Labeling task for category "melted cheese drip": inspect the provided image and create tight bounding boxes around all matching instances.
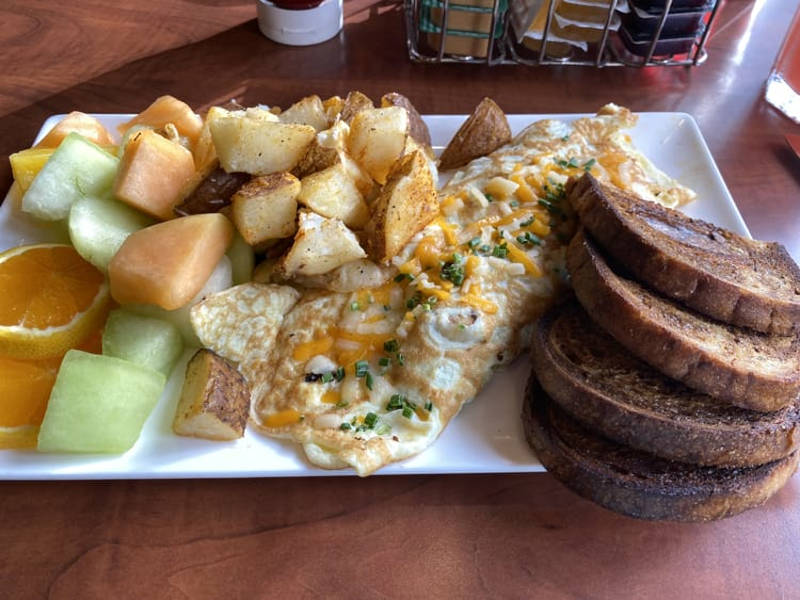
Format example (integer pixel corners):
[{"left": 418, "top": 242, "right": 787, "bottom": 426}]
[{"left": 264, "top": 409, "right": 303, "bottom": 427}]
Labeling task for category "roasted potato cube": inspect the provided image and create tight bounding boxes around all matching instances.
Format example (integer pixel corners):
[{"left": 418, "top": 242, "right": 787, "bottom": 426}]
[
  {"left": 172, "top": 349, "right": 250, "bottom": 441},
  {"left": 365, "top": 150, "right": 437, "bottom": 264},
  {"left": 438, "top": 97, "right": 511, "bottom": 171},
  {"left": 280, "top": 211, "right": 366, "bottom": 277},
  {"left": 381, "top": 92, "right": 432, "bottom": 148},
  {"left": 175, "top": 166, "right": 250, "bottom": 217},
  {"left": 291, "top": 139, "right": 340, "bottom": 179},
  {"left": 210, "top": 108, "right": 315, "bottom": 175},
  {"left": 252, "top": 257, "right": 279, "bottom": 284},
  {"left": 278, "top": 95, "right": 329, "bottom": 132},
  {"left": 340, "top": 90, "right": 374, "bottom": 123},
  {"left": 323, "top": 95, "right": 345, "bottom": 122},
  {"left": 347, "top": 107, "right": 409, "bottom": 184},
  {"left": 297, "top": 163, "right": 369, "bottom": 229},
  {"left": 231, "top": 172, "right": 300, "bottom": 247},
  {"left": 193, "top": 106, "right": 229, "bottom": 171}
]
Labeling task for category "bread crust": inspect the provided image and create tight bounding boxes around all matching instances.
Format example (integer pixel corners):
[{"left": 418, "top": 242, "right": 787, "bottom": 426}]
[
  {"left": 567, "top": 232, "right": 800, "bottom": 412},
  {"left": 567, "top": 173, "right": 800, "bottom": 335},
  {"left": 522, "top": 381, "right": 800, "bottom": 522},
  {"left": 532, "top": 302, "right": 800, "bottom": 467}
]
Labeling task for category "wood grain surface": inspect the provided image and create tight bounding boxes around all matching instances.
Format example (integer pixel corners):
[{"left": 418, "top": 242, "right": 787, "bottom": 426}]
[{"left": 2, "top": 1, "right": 800, "bottom": 598}]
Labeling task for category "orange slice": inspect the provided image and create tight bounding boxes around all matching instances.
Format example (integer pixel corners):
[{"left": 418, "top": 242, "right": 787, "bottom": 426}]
[
  {"left": 0, "top": 244, "right": 110, "bottom": 359},
  {"left": 0, "top": 325, "right": 104, "bottom": 449}
]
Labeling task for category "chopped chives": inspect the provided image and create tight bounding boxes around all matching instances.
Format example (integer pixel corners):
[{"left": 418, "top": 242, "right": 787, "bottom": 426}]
[
  {"left": 364, "top": 412, "right": 378, "bottom": 428},
  {"left": 354, "top": 360, "right": 369, "bottom": 377}
]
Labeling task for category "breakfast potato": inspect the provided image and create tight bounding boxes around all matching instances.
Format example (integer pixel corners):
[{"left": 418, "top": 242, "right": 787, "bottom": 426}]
[
  {"left": 252, "top": 257, "right": 279, "bottom": 283},
  {"left": 278, "top": 95, "right": 330, "bottom": 132},
  {"left": 291, "top": 139, "right": 340, "bottom": 179},
  {"left": 210, "top": 108, "right": 315, "bottom": 175},
  {"left": 297, "top": 163, "right": 369, "bottom": 229},
  {"left": 279, "top": 211, "right": 366, "bottom": 277},
  {"left": 172, "top": 348, "right": 250, "bottom": 441},
  {"left": 340, "top": 90, "right": 374, "bottom": 123},
  {"left": 381, "top": 92, "right": 432, "bottom": 147},
  {"left": 438, "top": 97, "right": 512, "bottom": 171},
  {"left": 323, "top": 95, "right": 345, "bottom": 122},
  {"left": 347, "top": 107, "right": 409, "bottom": 184},
  {"left": 365, "top": 150, "right": 437, "bottom": 264},
  {"left": 192, "top": 105, "right": 229, "bottom": 172},
  {"left": 174, "top": 167, "right": 250, "bottom": 217},
  {"left": 231, "top": 172, "right": 300, "bottom": 247}
]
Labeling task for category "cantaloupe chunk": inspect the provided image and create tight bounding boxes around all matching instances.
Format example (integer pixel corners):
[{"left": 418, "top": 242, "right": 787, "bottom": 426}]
[
  {"left": 109, "top": 213, "right": 234, "bottom": 310},
  {"left": 114, "top": 130, "right": 197, "bottom": 221},
  {"left": 34, "top": 112, "right": 115, "bottom": 149},
  {"left": 118, "top": 95, "right": 203, "bottom": 147}
]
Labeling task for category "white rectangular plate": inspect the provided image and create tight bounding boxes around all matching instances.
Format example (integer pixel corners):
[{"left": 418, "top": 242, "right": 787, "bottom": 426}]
[{"left": 0, "top": 112, "right": 748, "bottom": 480}]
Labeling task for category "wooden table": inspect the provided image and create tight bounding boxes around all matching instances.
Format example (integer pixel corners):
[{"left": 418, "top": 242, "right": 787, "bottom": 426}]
[{"left": 2, "top": 1, "right": 800, "bottom": 598}]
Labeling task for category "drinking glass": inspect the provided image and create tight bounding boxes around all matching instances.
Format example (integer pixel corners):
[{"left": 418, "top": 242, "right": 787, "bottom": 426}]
[{"left": 766, "top": 5, "right": 800, "bottom": 124}]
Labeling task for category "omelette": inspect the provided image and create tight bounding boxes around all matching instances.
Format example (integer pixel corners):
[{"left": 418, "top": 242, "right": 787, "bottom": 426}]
[{"left": 193, "top": 104, "right": 695, "bottom": 476}]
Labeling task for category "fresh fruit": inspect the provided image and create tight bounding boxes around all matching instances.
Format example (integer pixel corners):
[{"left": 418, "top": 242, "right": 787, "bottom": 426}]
[
  {"left": 117, "top": 95, "right": 203, "bottom": 147},
  {"left": 21, "top": 133, "right": 119, "bottom": 221},
  {"left": 34, "top": 112, "right": 115, "bottom": 149},
  {"left": 117, "top": 124, "right": 151, "bottom": 158},
  {"left": 109, "top": 213, "right": 233, "bottom": 310},
  {"left": 128, "top": 255, "right": 233, "bottom": 345},
  {"left": 9, "top": 147, "right": 55, "bottom": 194},
  {"left": 0, "top": 244, "right": 110, "bottom": 359},
  {"left": 0, "top": 324, "right": 103, "bottom": 450},
  {"left": 37, "top": 350, "right": 166, "bottom": 453},
  {"left": 68, "top": 194, "right": 154, "bottom": 272},
  {"left": 0, "top": 356, "right": 60, "bottom": 449},
  {"left": 102, "top": 309, "right": 183, "bottom": 376},
  {"left": 227, "top": 233, "right": 254, "bottom": 285},
  {"left": 113, "top": 129, "right": 197, "bottom": 221}
]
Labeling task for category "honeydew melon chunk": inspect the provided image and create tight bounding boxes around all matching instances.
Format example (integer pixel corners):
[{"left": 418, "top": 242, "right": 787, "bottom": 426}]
[
  {"left": 127, "top": 255, "right": 233, "bottom": 345},
  {"left": 68, "top": 195, "right": 154, "bottom": 272},
  {"left": 102, "top": 309, "right": 183, "bottom": 376},
  {"left": 37, "top": 350, "right": 166, "bottom": 454},
  {"left": 227, "top": 233, "right": 254, "bottom": 285},
  {"left": 21, "top": 133, "right": 119, "bottom": 221}
]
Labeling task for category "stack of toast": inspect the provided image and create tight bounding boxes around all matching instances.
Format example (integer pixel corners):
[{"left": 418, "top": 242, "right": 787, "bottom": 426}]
[{"left": 523, "top": 173, "right": 800, "bottom": 521}]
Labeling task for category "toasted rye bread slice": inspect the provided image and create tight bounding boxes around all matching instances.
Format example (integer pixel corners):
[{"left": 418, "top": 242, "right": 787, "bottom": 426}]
[
  {"left": 532, "top": 301, "right": 800, "bottom": 467},
  {"left": 567, "top": 173, "right": 800, "bottom": 335},
  {"left": 567, "top": 231, "right": 800, "bottom": 412},
  {"left": 522, "top": 380, "right": 800, "bottom": 522}
]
